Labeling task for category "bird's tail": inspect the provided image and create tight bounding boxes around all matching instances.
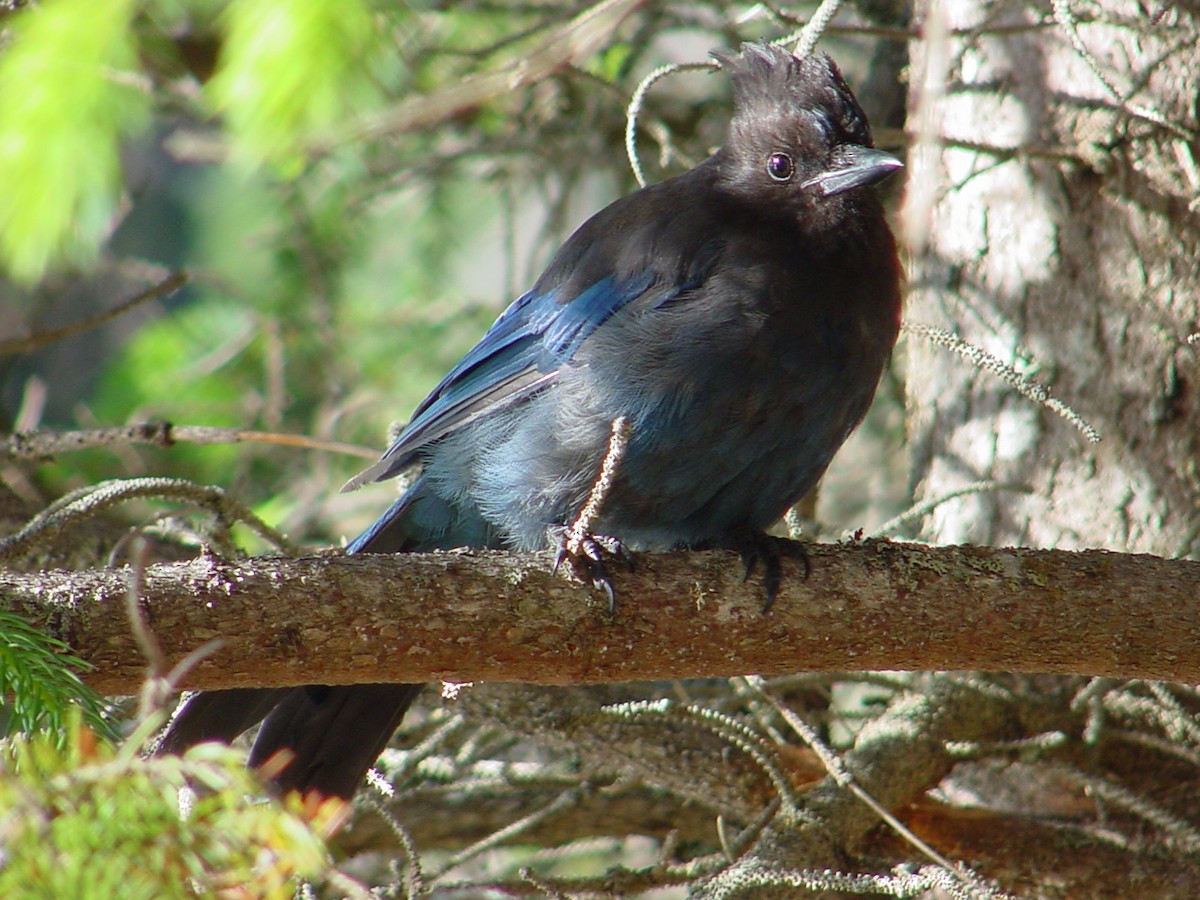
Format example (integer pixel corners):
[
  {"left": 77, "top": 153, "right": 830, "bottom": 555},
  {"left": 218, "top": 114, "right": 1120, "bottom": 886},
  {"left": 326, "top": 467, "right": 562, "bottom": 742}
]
[{"left": 155, "top": 476, "right": 494, "bottom": 798}]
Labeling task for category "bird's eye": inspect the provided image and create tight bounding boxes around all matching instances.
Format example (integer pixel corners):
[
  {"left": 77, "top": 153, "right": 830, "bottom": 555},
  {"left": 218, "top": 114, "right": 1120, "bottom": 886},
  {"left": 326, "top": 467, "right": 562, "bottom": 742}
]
[{"left": 767, "top": 152, "right": 794, "bottom": 182}]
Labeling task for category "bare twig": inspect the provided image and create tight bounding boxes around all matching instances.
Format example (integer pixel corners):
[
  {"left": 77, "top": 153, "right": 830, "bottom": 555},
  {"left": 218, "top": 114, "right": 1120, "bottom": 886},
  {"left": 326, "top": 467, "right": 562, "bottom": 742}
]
[
  {"left": 361, "top": 795, "right": 426, "bottom": 900},
  {"left": 2, "top": 422, "right": 379, "bottom": 463},
  {"left": 430, "top": 785, "right": 593, "bottom": 882},
  {"left": 786, "top": 0, "right": 843, "bottom": 58},
  {"left": 870, "top": 480, "right": 1032, "bottom": 537},
  {"left": 0, "top": 476, "right": 300, "bottom": 559},
  {"left": 625, "top": 60, "right": 717, "bottom": 187},
  {"left": 904, "top": 322, "right": 1102, "bottom": 443},
  {"left": 358, "top": 0, "right": 646, "bottom": 144},
  {"left": 1048, "top": 762, "right": 1200, "bottom": 853},
  {"left": 601, "top": 697, "right": 802, "bottom": 815},
  {"left": 1051, "top": 0, "right": 1194, "bottom": 141},
  {"left": 0, "top": 270, "right": 188, "bottom": 357}
]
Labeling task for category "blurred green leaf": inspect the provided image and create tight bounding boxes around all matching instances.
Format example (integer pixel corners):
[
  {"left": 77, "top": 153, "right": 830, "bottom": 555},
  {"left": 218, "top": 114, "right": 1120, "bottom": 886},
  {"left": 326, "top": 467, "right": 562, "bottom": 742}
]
[
  {"left": 0, "top": 0, "right": 149, "bottom": 282},
  {"left": 208, "top": 0, "right": 385, "bottom": 171},
  {"left": 590, "top": 42, "right": 634, "bottom": 83},
  {"left": 93, "top": 296, "right": 256, "bottom": 425}
]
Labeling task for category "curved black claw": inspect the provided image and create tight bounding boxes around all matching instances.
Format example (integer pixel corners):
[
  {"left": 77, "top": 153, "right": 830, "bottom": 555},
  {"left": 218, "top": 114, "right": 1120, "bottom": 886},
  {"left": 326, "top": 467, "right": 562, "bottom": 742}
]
[
  {"left": 552, "top": 530, "right": 633, "bottom": 614},
  {"left": 732, "top": 531, "right": 810, "bottom": 613}
]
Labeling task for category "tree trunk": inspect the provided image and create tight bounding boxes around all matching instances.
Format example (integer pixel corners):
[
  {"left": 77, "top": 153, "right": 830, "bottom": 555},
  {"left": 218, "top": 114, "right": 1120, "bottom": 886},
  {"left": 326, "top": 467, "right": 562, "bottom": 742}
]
[{"left": 904, "top": 0, "right": 1200, "bottom": 555}]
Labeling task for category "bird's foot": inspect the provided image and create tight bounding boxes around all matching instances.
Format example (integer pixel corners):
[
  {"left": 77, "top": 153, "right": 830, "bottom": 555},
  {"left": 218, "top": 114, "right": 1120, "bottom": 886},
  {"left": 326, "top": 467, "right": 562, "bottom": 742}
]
[
  {"left": 730, "top": 531, "right": 810, "bottom": 613},
  {"left": 552, "top": 526, "right": 633, "bottom": 614}
]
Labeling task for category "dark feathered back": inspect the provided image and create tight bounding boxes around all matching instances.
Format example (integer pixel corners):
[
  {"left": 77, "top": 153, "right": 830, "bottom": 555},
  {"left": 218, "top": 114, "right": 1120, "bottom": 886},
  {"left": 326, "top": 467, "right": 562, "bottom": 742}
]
[{"left": 714, "top": 44, "right": 875, "bottom": 150}]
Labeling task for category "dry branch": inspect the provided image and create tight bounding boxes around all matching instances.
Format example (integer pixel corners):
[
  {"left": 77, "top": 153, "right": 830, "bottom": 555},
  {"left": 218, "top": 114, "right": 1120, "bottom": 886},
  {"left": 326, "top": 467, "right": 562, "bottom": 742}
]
[{"left": 3, "top": 541, "right": 1198, "bottom": 695}]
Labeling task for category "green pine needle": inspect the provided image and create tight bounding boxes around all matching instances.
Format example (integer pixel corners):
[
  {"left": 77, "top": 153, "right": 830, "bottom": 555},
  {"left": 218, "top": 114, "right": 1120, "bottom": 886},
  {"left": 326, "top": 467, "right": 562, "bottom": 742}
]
[{"left": 0, "top": 611, "right": 117, "bottom": 746}]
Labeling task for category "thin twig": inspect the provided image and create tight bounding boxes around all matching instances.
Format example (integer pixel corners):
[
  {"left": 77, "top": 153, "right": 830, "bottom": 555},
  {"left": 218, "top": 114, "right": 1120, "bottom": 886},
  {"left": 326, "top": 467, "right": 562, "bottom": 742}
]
[
  {"left": 870, "top": 480, "right": 1032, "bottom": 537},
  {"left": 601, "top": 697, "right": 803, "bottom": 816},
  {"left": 625, "top": 61, "right": 716, "bottom": 187},
  {"left": 122, "top": 537, "right": 226, "bottom": 755},
  {"left": 0, "top": 270, "right": 188, "bottom": 357},
  {"left": 0, "top": 476, "right": 300, "bottom": 559},
  {"left": 517, "top": 867, "right": 572, "bottom": 900},
  {"left": 1051, "top": 0, "right": 1194, "bottom": 141},
  {"left": 1048, "top": 761, "right": 1200, "bottom": 853},
  {"left": 785, "top": 0, "right": 843, "bottom": 58},
  {"left": 362, "top": 795, "right": 426, "bottom": 900},
  {"left": 429, "top": 785, "right": 592, "bottom": 882},
  {"left": 2, "top": 422, "right": 380, "bottom": 463},
  {"left": 358, "top": 0, "right": 644, "bottom": 145},
  {"left": 904, "top": 322, "right": 1102, "bottom": 444},
  {"left": 564, "top": 415, "right": 630, "bottom": 549}
]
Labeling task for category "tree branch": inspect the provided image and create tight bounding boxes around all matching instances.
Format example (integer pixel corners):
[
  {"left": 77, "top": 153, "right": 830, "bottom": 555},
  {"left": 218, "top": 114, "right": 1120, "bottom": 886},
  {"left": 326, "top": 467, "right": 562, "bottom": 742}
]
[{"left": 4, "top": 541, "right": 1198, "bottom": 696}]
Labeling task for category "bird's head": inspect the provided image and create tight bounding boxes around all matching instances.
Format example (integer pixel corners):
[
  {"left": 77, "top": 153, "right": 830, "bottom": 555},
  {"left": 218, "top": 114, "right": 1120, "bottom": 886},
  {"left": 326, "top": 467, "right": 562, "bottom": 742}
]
[{"left": 712, "top": 44, "right": 901, "bottom": 220}]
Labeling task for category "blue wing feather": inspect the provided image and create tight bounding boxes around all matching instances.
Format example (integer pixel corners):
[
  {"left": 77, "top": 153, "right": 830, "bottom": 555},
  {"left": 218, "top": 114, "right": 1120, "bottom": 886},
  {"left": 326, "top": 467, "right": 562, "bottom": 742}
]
[{"left": 343, "top": 270, "right": 661, "bottom": 490}]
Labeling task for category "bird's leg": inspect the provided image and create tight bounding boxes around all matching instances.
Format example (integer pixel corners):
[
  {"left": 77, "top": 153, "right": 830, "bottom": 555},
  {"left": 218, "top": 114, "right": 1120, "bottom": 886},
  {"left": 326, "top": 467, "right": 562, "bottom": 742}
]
[
  {"left": 729, "top": 529, "right": 810, "bottom": 613},
  {"left": 552, "top": 416, "right": 634, "bottom": 613}
]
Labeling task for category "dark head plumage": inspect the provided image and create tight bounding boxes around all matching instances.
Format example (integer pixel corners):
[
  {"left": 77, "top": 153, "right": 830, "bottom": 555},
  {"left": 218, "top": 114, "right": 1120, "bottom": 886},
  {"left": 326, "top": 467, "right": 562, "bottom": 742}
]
[
  {"left": 710, "top": 43, "right": 901, "bottom": 210},
  {"left": 714, "top": 44, "right": 874, "bottom": 149}
]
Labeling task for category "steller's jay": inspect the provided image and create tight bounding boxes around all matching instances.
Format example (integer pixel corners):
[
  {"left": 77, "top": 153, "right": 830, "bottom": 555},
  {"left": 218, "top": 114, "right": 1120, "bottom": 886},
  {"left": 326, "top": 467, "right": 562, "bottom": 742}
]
[{"left": 157, "top": 44, "right": 903, "bottom": 799}]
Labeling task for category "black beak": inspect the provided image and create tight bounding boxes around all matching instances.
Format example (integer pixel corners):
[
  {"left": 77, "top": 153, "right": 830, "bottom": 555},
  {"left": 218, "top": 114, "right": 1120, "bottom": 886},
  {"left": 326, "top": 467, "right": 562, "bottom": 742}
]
[{"left": 803, "top": 146, "right": 903, "bottom": 197}]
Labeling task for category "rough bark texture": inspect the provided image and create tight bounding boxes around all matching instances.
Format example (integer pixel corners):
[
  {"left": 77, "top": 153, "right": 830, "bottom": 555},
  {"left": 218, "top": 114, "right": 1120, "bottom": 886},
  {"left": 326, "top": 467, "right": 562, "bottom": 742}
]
[
  {"left": 904, "top": 0, "right": 1200, "bottom": 554},
  {"left": 4, "top": 542, "right": 1200, "bottom": 695}
]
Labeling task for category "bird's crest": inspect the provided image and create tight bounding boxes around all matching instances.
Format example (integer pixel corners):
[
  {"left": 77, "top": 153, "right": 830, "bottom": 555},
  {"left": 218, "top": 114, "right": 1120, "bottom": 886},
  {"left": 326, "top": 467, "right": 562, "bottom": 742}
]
[{"left": 712, "top": 43, "right": 874, "bottom": 149}]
